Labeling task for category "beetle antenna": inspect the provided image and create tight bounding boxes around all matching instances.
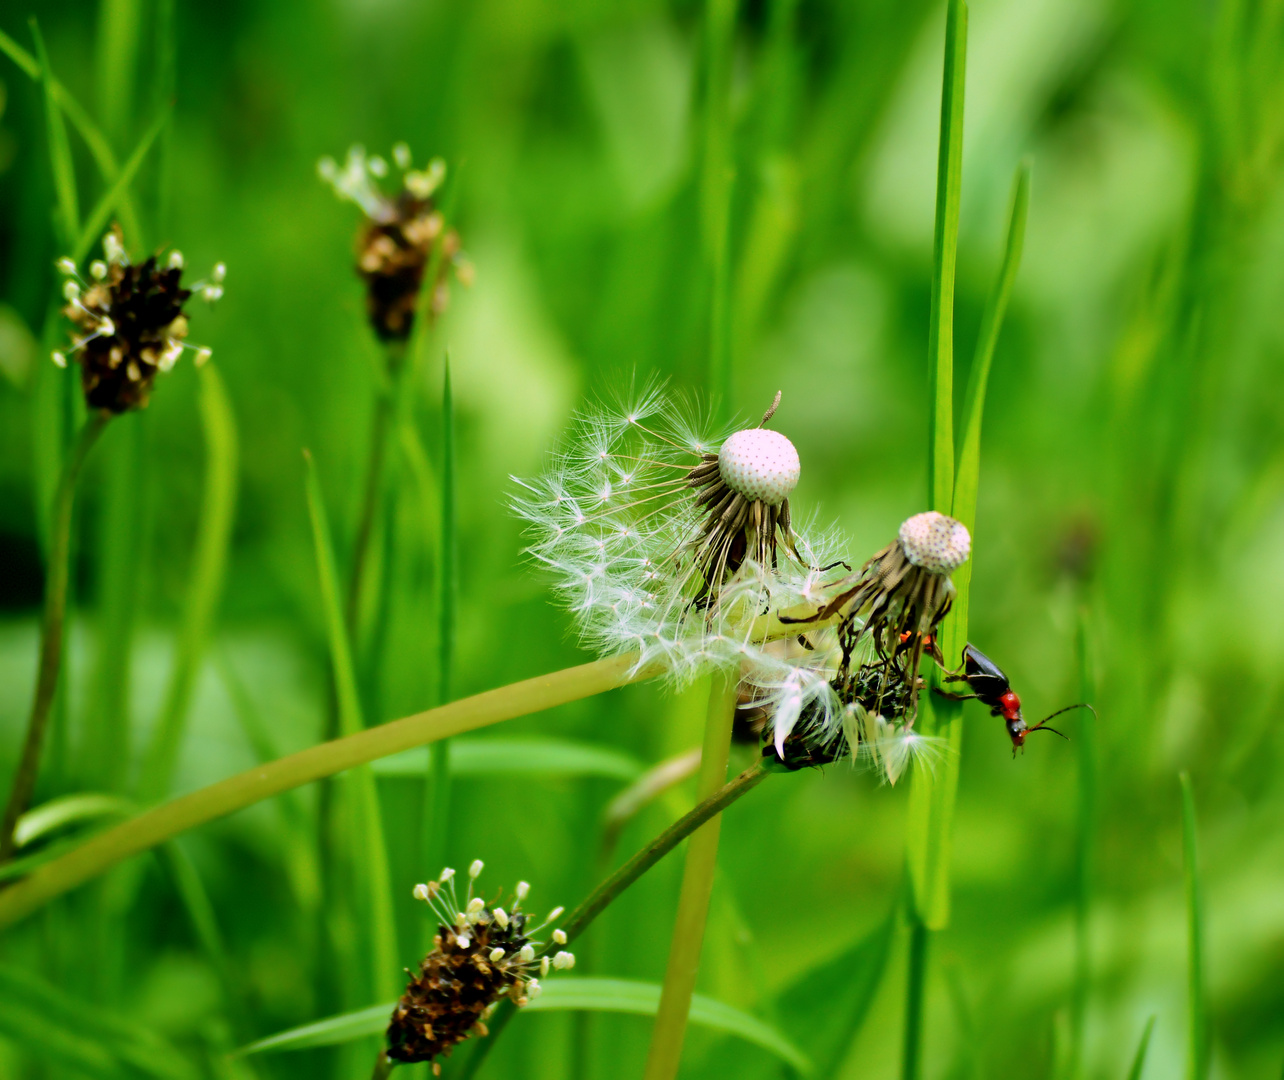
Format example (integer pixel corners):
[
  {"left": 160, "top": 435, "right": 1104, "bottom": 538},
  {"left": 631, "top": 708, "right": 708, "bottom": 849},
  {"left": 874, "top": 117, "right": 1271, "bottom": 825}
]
[
  {"left": 1025, "top": 723, "right": 1068, "bottom": 741},
  {"left": 1033, "top": 702, "right": 1098, "bottom": 729}
]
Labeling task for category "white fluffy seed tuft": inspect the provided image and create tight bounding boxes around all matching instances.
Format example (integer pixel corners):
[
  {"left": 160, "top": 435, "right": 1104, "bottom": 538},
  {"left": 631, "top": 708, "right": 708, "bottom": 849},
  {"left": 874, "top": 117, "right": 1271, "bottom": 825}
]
[
  {"left": 897, "top": 511, "right": 970, "bottom": 574},
  {"left": 717, "top": 428, "right": 800, "bottom": 506}
]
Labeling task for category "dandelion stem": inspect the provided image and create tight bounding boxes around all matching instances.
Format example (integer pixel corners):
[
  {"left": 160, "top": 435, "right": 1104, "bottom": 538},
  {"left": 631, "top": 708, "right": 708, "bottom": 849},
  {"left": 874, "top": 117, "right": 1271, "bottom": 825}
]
[
  {"left": 0, "top": 410, "right": 109, "bottom": 860},
  {"left": 456, "top": 758, "right": 771, "bottom": 1080},
  {"left": 643, "top": 670, "right": 739, "bottom": 1080},
  {"left": 0, "top": 652, "right": 654, "bottom": 929}
]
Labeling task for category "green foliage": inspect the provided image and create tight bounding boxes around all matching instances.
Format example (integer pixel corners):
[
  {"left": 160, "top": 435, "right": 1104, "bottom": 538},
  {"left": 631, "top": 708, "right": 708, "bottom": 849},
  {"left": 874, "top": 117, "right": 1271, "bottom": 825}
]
[{"left": 2, "top": 0, "right": 1284, "bottom": 1077}]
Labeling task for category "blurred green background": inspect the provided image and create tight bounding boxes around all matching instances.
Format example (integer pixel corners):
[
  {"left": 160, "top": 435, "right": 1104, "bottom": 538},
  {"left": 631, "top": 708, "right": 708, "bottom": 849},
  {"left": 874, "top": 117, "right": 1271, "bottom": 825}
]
[{"left": 1, "top": 0, "right": 1283, "bottom": 1077}]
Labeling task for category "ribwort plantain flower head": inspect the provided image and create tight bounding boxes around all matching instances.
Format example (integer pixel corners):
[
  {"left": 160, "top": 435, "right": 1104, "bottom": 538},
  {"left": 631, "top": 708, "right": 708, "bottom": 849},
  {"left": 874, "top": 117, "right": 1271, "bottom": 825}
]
[
  {"left": 511, "top": 386, "right": 847, "bottom": 681},
  {"left": 318, "top": 143, "right": 471, "bottom": 343},
  {"left": 390, "top": 863, "right": 573, "bottom": 1071},
  {"left": 53, "top": 227, "right": 223, "bottom": 413}
]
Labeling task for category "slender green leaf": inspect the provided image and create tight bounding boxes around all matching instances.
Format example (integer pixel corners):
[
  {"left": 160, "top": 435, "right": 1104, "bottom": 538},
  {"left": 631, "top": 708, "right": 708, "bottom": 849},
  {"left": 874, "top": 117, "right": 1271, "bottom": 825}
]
[
  {"left": 0, "top": 653, "right": 648, "bottom": 930},
  {"left": 906, "top": 0, "right": 969, "bottom": 934},
  {"left": 701, "top": 0, "right": 737, "bottom": 417},
  {"left": 951, "top": 161, "right": 1030, "bottom": 539},
  {"left": 303, "top": 448, "right": 399, "bottom": 1002},
  {"left": 775, "top": 914, "right": 895, "bottom": 1079},
  {"left": 1125, "top": 1015, "right": 1157, "bottom": 1080},
  {"left": 240, "top": 978, "right": 808, "bottom": 1072},
  {"left": 139, "top": 362, "right": 238, "bottom": 800},
  {"left": 0, "top": 963, "right": 198, "bottom": 1079},
  {"left": 925, "top": 0, "right": 967, "bottom": 514},
  {"left": 0, "top": 27, "right": 143, "bottom": 241},
  {"left": 1181, "top": 772, "right": 1208, "bottom": 1080},
  {"left": 374, "top": 737, "right": 644, "bottom": 780},
  {"left": 29, "top": 19, "right": 79, "bottom": 248},
  {"left": 239, "top": 1003, "right": 391, "bottom": 1055},
  {"left": 72, "top": 108, "right": 169, "bottom": 263},
  {"left": 14, "top": 792, "right": 132, "bottom": 848},
  {"left": 95, "top": 0, "right": 143, "bottom": 139}
]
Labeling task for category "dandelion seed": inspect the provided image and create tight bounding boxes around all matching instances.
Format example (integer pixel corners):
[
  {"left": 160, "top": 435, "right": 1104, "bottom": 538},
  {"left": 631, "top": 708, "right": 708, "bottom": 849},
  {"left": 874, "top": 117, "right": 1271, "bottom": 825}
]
[{"left": 512, "top": 385, "right": 848, "bottom": 683}]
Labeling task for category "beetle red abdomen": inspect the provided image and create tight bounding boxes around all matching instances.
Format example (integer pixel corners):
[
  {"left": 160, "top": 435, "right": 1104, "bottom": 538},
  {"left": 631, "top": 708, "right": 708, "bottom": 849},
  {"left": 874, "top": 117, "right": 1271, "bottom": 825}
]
[{"left": 999, "top": 690, "right": 1021, "bottom": 720}]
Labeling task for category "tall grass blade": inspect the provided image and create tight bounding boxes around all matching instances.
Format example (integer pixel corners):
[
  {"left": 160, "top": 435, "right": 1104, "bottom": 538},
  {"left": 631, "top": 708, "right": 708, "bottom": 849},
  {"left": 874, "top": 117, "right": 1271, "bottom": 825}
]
[
  {"left": 1072, "top": 600, "right": 1098, "bottom": 1078},
  {"left": 1180, "top": 772, "right": 1208, "bottom": 1080},
  {"left": 1125, "top": 1016, "right": 1156, "bottom": 1080},
  {"left": 0, "top": 652, "right": 651, "bottom": 929},
  {"left": 0, "top": 963, "right": 197, "bottom": 1079},
  {"left": 644, "top": 671, "right": 739, "bottom": 1080},
  {"left": 95, "top": 0, "right": 143, "bottom": 140},
  {"left": 72, "top": 108, "right": 168, "bottom": 262},
  {"left": 924, "top": 0, "right": 967, "bottom": 514},
  {"left": 304, "top": 449, "right": 400, "bottom": 1002},
  {"left": 14, "top": 792, "right": 131, "bottom": 848},
  {"left": 30, "top": 19, "right": 79, "bottom": 248},
  {"left": 701, "top": 0, "right": 737, "bottom": 417},
  {"left": 239, "top": 978, "right": 808, "bottom": 1072},
  {"left": 0, "top": 28, "right": 142, "bottom": 240},
  {"left": 905, "top": 0, "right": 968, "bottom": 933},
  {"left": 775, "top": 914, "right": 894, "bottom": 1079},
  {"left": 375, "top": 737, "right": 644, "bottom": 780},
  {"left": 138, "top": 363, "right": 238, "bottom": 800}
]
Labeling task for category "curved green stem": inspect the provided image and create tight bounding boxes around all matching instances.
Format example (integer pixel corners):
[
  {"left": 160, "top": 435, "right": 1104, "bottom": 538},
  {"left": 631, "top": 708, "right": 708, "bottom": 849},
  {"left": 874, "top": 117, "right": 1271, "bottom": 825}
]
[
  {"left": 1, "top": 410, "right": 109, "bottom": 860},
  {"left": 643, "top": 671, "right": 739, "bottom": 1080},
  {"left": 455, "top": 758, "right": 770, "bottom": 1080},
  {"left": 0, "top": 652, "right": 653, "bottom": 929}
]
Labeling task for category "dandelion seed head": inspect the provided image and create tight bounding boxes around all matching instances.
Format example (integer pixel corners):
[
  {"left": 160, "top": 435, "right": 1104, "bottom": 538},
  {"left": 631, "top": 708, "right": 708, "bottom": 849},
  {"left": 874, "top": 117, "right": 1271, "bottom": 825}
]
[{"left": 897, "top": 511, "right": 970, "bottom": 574}]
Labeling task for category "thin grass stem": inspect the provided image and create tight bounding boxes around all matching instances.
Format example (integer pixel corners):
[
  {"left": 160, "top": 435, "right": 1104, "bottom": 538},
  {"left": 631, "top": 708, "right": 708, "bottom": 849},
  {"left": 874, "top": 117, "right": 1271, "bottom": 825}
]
[
  {"left": 423, "top": 359, "right": 456, "bottom": 926},
  {"left": 643, "top": 670, "right": 739, "bottom": 1080},
  {"left": 305, "top": 451, "right": 400, "bottom": 1002},
  {"left": 456, "top": 759, "right": 770, "bottom": 1080},
  {"left": 1180, "top": 772, "right": 1208, "bottom": 1080},
  {"left": 138, "top": 363, "right": 238, "bottom": 801},
  {"left": 1071, "top": 601, "right": 1097, "bottom": 1078},
  {"left": 1125, "top": 1016, "right": 1156, "bottom": 1080},
  {"left": 0, "top": 651, "right": 653, "bottom": 931},
  {"left": 901, "top": 917, "right": 929, "bottom": 1080},
  {"left": 0, "top": 27, "right": 142, "bottom": 241},
  {"left": 30, "top": 19, "right": 79, "bottom": 249},
  {"left": 700, "top": 0, "right": 737, "bottom": 420},
  {"left": 0, "top": 411, "right": 109, "bottom": 860}
]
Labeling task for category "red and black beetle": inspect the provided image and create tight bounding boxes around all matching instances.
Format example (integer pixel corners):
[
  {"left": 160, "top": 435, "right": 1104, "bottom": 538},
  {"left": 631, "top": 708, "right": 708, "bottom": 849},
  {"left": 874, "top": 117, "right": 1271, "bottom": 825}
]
[{"left": 934, "top": 643, "right": 1095, "bottom": 754}]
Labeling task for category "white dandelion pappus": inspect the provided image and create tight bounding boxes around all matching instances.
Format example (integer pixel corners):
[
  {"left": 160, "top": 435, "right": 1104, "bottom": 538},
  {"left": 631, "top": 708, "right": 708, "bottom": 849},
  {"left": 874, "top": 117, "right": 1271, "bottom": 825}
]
[{"left": 511, "top": 386, "right": 845, "bottom": 682}]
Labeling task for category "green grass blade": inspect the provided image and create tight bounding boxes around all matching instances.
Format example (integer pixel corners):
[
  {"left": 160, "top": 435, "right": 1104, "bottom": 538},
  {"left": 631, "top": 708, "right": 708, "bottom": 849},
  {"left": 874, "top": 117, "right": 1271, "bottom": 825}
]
[
  {"left": 1125, "top": 1015, "right": 1157, "bottom": 1080},
  {"left": 925, "top": 0, "right": 968, "bottom": 513},
  {"left": 240, "top": 979, "right": 808, "bottom": 1072},
  {"left": 72, "top": 108, "right": 168, "bottom": 263},
  {"left": 774, "top": 914, "right": 895, "bottom": 1079},
  {"left": 701, "top": 0, "right": 737, "bottom": 418},
  {"left": 906, "top": 0, "right": 969, "bottom": 934},
  {"left": 0, "top": 963, "right": 198, "bottom": 1079},
  {"left": 951, "top": 161, "right": 1029, "bottom": 540},
  {"left": 0, "top": 653, "right": 648, "bottom": 929},
  {"left": 238, "top": 1002, "right": 392, "bottom": 1055},
  {"left": 304, "top": 449, "right": 400, "bottom": 1002},
  {"left": 374, "top": 737, "right": 644, "bottom": 781},
  {"left": 29, "top": 19, "right": 79, "bottom": 248},
  {"left": 95, "top": 0, "right": 143, "bottom": 140},
  {"left": 138, "top": 363, "right": 238, "bottom": 801},
  {"left": 14, "top": 792, "right": 132, "bottom": 848},
  {"left": 0, "top": 26, "right": 142, "bottom": 241},
  {"left": 1181, "top": 772, "right": 1208, "bottom": 1080}
]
